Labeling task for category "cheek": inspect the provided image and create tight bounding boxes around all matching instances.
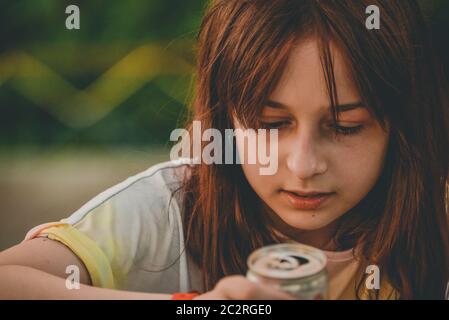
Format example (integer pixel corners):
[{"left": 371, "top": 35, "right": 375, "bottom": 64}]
[{"left": 333, "top": 132, "right": 389, "bottom": 197}]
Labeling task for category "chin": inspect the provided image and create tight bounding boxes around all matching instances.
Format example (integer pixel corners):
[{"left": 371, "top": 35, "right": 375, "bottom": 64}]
[{"left": 280, "top": 210, "right": 336, "bottom": 231}]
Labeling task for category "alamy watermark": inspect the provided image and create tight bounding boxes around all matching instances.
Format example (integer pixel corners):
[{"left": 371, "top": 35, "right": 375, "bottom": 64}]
[
  {"left": 65, "top": 5, "right": 80, "bottom": 30},
  {"left": 65, "top": 265, "right": 80, "bottom": 290},
  {"left": 365, "top": 264, "right": 381, "bottom": 290},
  {"left": 170, "top": 120, "right": 279, "bottom": 175},
  {"left": 366, "top": 5, "right": 380, "bottom": 30},
  {"left": 63, "top": 4, "right": 378, "bottom": 31}
]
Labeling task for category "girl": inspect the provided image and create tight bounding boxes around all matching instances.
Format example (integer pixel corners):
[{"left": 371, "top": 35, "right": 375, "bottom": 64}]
[{"left": 1, "top": 0, "right": 448, "bottom": 300}]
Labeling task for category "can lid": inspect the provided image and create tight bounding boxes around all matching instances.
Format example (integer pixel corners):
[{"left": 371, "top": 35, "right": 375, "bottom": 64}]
[{"left": 248, "top": 243, "right": 327, "bottom": 279}]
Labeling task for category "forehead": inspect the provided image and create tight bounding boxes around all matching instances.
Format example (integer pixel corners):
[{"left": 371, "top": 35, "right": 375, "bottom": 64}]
[{"left": 268, "top": 38, "right": 360, "bottom": 113}]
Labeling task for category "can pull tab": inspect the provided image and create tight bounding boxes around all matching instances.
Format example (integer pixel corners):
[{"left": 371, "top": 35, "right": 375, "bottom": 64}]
[{"left": 267, "top": 253, "right": 307, "bottom": 271}]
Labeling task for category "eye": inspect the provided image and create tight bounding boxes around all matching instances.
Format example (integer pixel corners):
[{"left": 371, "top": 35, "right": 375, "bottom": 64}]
[
  {"left": 259, "top": 120, "right": 291, "bottom": 130},
  {"left": 334, "top": 124, "right": 364, "bottom": 136}
]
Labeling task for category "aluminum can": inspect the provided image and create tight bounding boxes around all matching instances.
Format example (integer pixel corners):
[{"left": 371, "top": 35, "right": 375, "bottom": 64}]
[{"left": 246, "top": 243, "right": 328, "bottom": 299}]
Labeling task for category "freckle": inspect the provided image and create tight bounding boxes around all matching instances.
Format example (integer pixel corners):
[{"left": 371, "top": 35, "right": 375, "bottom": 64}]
[{"left": 312, "top": 214, "right": 316, "bottom": 217}]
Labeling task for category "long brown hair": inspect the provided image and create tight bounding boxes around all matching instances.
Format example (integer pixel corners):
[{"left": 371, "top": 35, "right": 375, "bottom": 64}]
[{"left": 176, "top": 0, "right": 449, "bottom": 299}]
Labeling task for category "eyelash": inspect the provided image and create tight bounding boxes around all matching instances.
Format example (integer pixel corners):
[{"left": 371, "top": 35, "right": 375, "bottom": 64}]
[
  {"left": 259, "top": 121, "right": 290, "bottom": 129},
  {"left": 258, "top": 121, "right": 364, "bottom": 136},
  {"left": 334, "top": 125, "right": 364, "bottom": 136}
]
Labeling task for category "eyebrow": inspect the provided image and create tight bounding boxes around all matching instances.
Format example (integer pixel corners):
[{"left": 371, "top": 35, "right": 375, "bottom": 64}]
[{"left": 266, "top": 100, "right": 365, "bottom": 112}]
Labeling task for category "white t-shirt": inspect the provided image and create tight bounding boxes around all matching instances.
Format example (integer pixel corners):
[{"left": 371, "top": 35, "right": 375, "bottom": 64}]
[{"left": 24, "top": 158, "right": 204, "bottom": 294}]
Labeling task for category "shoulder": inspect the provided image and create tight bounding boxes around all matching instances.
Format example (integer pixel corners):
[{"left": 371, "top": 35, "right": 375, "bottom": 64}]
[
  {"left": 63, "top": 157, "right": 194, "bottom": 228},
  {"left": 24, "top": 158, "right": 197, "bottom": 290}
]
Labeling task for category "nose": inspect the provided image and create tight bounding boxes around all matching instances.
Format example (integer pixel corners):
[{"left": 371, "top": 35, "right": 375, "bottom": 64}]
[{"left": 286, "top": 129, "right": 327, "bottom": 180}]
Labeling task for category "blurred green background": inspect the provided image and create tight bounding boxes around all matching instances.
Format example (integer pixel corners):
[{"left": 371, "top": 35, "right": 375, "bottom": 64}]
[{"left": 0, "top": 0, "right": 448, "bottom": 250}]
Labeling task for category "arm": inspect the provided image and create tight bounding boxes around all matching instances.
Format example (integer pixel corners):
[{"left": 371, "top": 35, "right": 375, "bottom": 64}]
[
  {"left": 0, "top": 237, "right": 171, "bottom": 300},
  {"left": 0, "top": 238, "right": 295, "bottom": 300}
]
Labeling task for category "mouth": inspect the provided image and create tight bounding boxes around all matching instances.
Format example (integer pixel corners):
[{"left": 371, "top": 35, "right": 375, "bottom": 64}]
[{"left": 281, "top": 189, "right": 335, "bottom": 210}]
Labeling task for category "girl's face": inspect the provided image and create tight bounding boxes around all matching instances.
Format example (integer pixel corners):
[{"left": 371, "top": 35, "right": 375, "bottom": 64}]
[{"left": 234, "top": 38, "right": 390, "bottom": 245}]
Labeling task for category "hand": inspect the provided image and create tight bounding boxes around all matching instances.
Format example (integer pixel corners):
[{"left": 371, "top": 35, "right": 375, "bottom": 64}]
[{"left": 193, "top": 275, "right": 296, "bottom": 300}]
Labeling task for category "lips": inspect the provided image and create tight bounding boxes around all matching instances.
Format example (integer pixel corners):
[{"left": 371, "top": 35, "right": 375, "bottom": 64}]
[
  {"left": 285, "top": 190, "right": 331, "bottom": 197},
  {"left": 281, "top": 190, "right": 334, "bottom": 210}
]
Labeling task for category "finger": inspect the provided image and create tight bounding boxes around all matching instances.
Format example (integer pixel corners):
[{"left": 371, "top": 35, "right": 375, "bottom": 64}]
[
  {"left": 194, "top": 291, "right": 227, "bottom": 300},
  {"left": 219, "top": 275, "right": 295, "bottom": 300},
  {"left": 250, "top": 282, "right": 296, "bottom": 300}
]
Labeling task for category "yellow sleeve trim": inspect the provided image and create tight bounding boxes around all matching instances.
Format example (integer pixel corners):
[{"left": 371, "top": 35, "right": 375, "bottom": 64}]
[{"left": 39, "top": 224, "right": 115, "bottom": 289}]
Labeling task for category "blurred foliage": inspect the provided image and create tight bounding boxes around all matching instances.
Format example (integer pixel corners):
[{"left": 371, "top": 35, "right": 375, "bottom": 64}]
[
  {"left": 0, "top": 0, "right": 447, "bottom": 149},
  {"left": 0, "top": 0, "right": 205, "bottom": 149}
]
